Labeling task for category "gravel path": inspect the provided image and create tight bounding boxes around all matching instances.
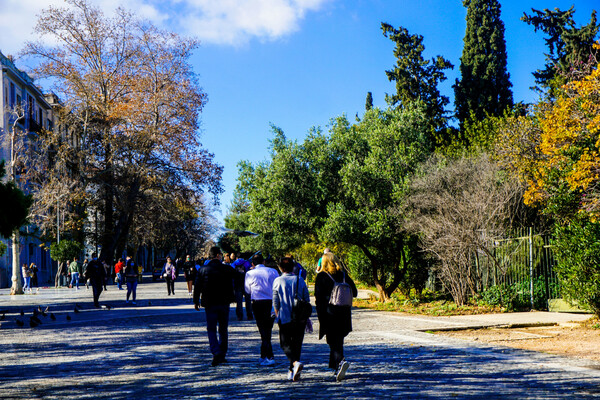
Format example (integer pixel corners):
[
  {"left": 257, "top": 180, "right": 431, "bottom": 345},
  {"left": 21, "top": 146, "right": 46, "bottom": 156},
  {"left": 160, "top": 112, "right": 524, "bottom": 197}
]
[{"left": 1, "top": 280, "right": 599, "bottom": 399}]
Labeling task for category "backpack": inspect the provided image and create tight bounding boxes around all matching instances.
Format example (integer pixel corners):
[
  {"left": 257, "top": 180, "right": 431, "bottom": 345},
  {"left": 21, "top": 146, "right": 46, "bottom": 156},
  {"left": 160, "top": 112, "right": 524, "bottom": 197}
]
[{"left": 326, "top": 272, "right": 353, "bottom": 307}]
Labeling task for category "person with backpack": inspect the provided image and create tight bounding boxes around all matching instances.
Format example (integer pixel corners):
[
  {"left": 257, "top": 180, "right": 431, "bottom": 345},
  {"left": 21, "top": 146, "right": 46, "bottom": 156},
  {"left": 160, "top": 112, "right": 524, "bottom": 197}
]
[
  {"left": 314, "top": 252, "right": 358, "bottom": 382},
  {"left": 273, "top": 257, "right": 311, "bottom": 381}
]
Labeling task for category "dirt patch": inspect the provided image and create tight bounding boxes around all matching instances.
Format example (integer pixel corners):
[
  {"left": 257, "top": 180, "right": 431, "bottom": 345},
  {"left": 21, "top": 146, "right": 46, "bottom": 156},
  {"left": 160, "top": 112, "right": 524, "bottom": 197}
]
[{"left": 435, "top": 320, "right": 600, "bottom": 361}]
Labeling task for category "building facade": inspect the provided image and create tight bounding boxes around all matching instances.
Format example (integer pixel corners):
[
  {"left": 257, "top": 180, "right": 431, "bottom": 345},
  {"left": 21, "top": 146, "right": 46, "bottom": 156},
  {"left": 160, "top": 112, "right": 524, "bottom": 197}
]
[{"left": 0, "top": 50, "right": 60, "bottom": 288}]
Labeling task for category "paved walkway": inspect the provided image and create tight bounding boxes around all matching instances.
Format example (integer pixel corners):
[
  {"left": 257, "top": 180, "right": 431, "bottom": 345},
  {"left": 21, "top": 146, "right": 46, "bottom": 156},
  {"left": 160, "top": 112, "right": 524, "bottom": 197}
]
[{"left": 0, "top": 278, "right": 599, "bottom": 399}]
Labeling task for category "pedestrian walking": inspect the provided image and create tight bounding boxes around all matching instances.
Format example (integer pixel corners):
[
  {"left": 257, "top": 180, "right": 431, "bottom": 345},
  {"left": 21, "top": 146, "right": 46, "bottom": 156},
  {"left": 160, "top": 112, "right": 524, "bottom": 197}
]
[
  {"left": 22, "top": 263, "right": 31, "bottom": 293},
  {"left": 183, "top": 255, "right": 196, "bottom": 298},
  {"left": 84, "top": 253, "right": 106, "bottom": 308},
  {"left": 114, "top": 258, "right": 125, "bottom": 290},
  {"left": 314, "top": 252, "right": 357, "bottom": 382},
  {"left": 82, "top": 258, "right": 91, "bottom": 289},
  {"left": 102, "top": 260, "right": 110, "bottom": 290},
  {"left": 162, "top": 257, "right": 177, "bottom": 296},
  {"left": 124, "top": 256, "right": 138, "bottom": 305},
  {"left": 137, "top": 263, "right": 144, "bottom": 283},
  {"left": 29, "top": 263, "right": 38, "bottom": 288},
  {"left": 69, "top": 257, "right": 82, "bottom": 290},
  {"left": 193, "top": 246, "right": 236, "bottom": 366},
  {"left": 231, "top": 252, "right": 253, "bottom": 321},
  {"left": 245, "top": 253, "right": 280, "bottom": 366},
  {"left": 273, "top": 257, "right": 311, "bottom": 381}
]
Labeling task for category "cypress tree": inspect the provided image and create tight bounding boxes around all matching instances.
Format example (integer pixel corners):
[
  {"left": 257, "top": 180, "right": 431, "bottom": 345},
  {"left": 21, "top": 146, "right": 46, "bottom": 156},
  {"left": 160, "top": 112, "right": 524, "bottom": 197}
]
[
  {"left": 454, "top": 0, "right": 513, "bottom": 130},
  {"left": 382, "top": 23, "right": 453, "bottom": 144},
  {"left": 365, "top": 91, "right": 373, "bottom": 111},
  {"left": 522, "top": 7, "right": 599, "bottom": 97}
]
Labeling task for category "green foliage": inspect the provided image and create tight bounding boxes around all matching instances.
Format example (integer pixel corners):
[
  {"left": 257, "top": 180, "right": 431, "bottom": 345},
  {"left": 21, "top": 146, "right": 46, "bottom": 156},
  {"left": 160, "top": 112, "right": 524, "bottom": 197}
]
[
  {"left": 552, "top": 218, "right": 600, "bottom": 317},
  {"left": 381, "top": 23, "right": 453, "bottom": 145},
  {"left": 0, "top": 160, "right": 33, "bottom": 238},
  {"left": 454, "top": 0, "right": 513, "bottom": 130},
  {"left": 0, "top": 241, "right": 6, "bottom": 257},
  {"left": 365, "top": 92, "right": 373, "bottom": 111},
  {"left": 521, "top": 6, "right": 600, "bottom": 96},
  {"left": 50, "top": 240, "right": 83, "bottom": 263},
  {"left": 227, "top": 105, "right": 433, "bottom": 299},
  {"left": 480, "top": 277, "right": 556, "bottom": 311}
]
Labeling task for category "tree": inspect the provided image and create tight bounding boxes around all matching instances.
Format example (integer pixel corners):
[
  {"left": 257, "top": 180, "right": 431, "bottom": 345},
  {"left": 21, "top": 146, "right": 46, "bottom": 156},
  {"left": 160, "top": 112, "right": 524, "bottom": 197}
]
[
  {"left": 24, "top": 0, "right": 222, "bottom": 263},
  {"left": 500, "top": 51, "right": 600, "bottom": 316},
  {"left": 0, "top": 161, "right": 32, "bottom": 238},
  {"left": 229, "top": 105, "right": 432, "bottom": 300},
  {"left": 381, "top": 23, "right": 453, "bottom": 145},
  {"left": 407, "top": 154, "right": 523, "bottom": 305},
  {"left": 365, "top": 92, "right": 373, "bottom": 111},
  {"left": 522, "top": 6, "right": 600, "bottom": 96},
  {"left": 50, "top": 239, "right": 83, "bottom": 286},
  {"left": 454, "top": 0, "right": 513, "bottom": 131}
]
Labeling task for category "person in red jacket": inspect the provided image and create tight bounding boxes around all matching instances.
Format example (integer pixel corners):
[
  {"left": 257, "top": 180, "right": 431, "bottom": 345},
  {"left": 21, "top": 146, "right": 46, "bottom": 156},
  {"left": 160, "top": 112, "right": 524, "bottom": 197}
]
[{"left": 114, "top": 258, "right": 125, "bottom": 290}]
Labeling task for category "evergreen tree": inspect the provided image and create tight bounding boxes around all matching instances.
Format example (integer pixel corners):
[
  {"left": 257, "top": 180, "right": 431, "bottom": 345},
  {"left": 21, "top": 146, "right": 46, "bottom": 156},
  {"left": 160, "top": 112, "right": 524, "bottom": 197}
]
[
  {"left": 0, "top": 161, "right": 32, "bottom": 238},
  {"left": 381, "top": 23, "right": 453, "bottom": 143},
  {"left": 522, "top": 6, "right": 599, "bottom": 96},
  {"left": 365, "top": 91, "right": 373, "bottom": 111},
  {"left": 454, "top": 0, "right": 513, "bottom": 130}
]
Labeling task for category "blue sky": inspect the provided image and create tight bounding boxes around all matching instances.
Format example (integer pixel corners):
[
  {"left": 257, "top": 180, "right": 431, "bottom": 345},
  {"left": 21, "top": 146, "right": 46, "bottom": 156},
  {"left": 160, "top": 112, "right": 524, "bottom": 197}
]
[{"left": 1, "top": 0, "right": 598, "bottom": 227}]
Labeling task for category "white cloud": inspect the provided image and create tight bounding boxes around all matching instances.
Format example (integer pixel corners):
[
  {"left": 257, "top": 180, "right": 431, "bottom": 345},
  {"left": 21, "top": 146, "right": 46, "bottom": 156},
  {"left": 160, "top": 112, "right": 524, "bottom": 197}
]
[{"left": 0, "top": 0, "right": 330, "bottom": 56}]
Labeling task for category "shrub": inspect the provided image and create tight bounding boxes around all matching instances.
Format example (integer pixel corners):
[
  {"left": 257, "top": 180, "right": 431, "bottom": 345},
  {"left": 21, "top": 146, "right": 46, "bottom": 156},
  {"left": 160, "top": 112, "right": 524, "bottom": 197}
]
[{"left": 552, "top": 219, "right": 600, "bottom": 316}]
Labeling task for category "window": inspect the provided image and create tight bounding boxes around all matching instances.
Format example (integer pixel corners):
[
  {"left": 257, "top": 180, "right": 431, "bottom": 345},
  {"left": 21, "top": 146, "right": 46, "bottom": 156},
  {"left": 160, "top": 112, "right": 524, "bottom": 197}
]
[{"left": 10, "top": 82, "right": 15, "bottom": 107}]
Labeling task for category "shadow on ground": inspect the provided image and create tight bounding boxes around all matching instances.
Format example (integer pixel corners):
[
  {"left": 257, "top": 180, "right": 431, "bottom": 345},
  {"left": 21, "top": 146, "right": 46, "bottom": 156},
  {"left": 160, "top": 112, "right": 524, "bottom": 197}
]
[{"left": 1, "top": 304, "right": 600, "bottom": 399}]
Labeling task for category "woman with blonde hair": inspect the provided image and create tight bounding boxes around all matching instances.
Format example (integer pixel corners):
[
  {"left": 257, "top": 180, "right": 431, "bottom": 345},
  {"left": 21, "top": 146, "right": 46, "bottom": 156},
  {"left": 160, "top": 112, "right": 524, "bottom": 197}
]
[{"left": 314, "top": 252, "right": 357, "bottom": 381}]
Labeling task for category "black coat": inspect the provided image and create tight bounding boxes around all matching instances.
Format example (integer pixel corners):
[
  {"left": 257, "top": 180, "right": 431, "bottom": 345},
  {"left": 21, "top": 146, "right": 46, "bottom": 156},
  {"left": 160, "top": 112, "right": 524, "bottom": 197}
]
[
  {"left": 85, "top": 259, "right": 106, "bottom": 285},
  {"left": 314, "top": 270, "right": 358, "bottom": 340},
  {"left": 193, "top": 259, "right": 235, "bottom": 308}
]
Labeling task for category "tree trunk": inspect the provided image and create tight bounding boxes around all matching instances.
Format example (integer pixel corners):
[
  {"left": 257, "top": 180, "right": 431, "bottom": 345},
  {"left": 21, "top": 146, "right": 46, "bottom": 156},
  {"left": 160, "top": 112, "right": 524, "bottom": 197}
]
[{"left": 10, "top": 231, "right": 23, "bottom": 295}]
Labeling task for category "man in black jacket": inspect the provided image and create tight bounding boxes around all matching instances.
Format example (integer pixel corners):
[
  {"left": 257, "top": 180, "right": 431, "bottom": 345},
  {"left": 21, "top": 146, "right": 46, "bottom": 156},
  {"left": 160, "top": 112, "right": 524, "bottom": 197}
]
[
  {"left": 84, "top": 253, "right": 106, "bottom": 308},
  {"left": 194, "top": 246, "right": 236, "bottom": 366}
]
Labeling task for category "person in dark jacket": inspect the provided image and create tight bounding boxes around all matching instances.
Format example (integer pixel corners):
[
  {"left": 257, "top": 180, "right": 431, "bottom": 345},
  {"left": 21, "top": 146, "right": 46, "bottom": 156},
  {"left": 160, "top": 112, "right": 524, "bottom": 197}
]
[
  {"left": 314, "top": 252, "right": 357, "bottom": 382},
  {"left": 194, "top": 246, "right": 236, "bottom": 366},
  {"left": 84, "top": 253, "right": 107, "bottom": 308},
  {"left": 183, "top": 255, "right": 196, "bottom": 299}
]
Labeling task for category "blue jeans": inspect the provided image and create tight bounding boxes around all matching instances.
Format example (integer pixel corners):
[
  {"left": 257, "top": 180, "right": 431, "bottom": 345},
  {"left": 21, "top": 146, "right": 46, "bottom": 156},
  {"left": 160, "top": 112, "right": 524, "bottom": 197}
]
[
  {"left": 23, "top": 276, "right": 31, "bottom": 290},
  {"left": 70, "top": 272, "right": 80, "bottom": 289},
  {"left": 126, "top": 280, "right": 137, "bottom": 301},
  {"left": 205, "top": 304, "right": 230, "bottom": 357},
  {"left": 116, "top": 272, "right": 123, "bottom": 289}
]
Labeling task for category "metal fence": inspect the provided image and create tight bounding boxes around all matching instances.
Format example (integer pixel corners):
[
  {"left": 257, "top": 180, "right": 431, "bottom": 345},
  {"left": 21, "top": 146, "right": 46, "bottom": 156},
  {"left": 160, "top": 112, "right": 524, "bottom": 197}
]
[{"left": 476, "top": 227, "right": 561, "bottom": 310}]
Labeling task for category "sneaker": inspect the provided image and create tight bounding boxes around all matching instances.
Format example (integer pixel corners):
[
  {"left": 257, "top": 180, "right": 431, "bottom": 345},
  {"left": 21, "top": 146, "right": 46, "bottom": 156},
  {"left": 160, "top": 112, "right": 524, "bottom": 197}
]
[
  {"left": 336, "top": 360, "right": 349, "bottom": 382},
  {"left": 263, "top": 358, "right": 275, "bottom": 366},
  {"left": 292, "top": 361, "right": 303, "bottom": 381},
  {"left": 287, "top": 370, "right": 293, "bottom": 381},
  {"left": 125, "top": 300, "right": 129, "bottom": 304},
  {"left": 259, "top": 357, "right": 266, "bottom": 365},
  {"left": 132, "top": 301, "right": 136, "bottom": 305}
]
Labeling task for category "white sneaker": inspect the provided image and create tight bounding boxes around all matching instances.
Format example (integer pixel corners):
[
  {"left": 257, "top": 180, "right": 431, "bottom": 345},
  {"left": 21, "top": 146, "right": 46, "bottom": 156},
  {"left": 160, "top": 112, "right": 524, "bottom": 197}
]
[
  {"left": 292, "top": 361, "right": 303, "bottom": 381},
  {"left": 336, "top": 360, "right": 349, "bottom": 382},
  {"left": 263, "top": 358, "right": 275, "bottom": 366},
  {"left": 287, "top": 370, "right": 293, "bottom": 381}
]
